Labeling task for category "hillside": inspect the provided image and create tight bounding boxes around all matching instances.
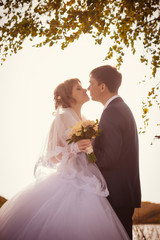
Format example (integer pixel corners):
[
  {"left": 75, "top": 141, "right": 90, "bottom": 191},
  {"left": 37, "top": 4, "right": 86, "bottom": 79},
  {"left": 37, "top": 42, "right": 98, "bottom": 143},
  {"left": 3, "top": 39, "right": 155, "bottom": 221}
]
[
  {"left": 0, "top": 197, "right": 160, "bottom": 224},
  {"left": 0, "top": 196, "right": 7, "bottom": 208},
  {"left": 133, "top": 201, "right": 160, "bottom": 224}
]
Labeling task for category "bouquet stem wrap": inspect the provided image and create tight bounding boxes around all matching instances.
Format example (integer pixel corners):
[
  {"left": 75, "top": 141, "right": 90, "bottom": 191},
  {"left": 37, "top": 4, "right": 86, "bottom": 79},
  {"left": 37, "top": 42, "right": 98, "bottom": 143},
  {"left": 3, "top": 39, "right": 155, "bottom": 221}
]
[{"left": 86, "top": 146, "right": 97, "bottom": 163}]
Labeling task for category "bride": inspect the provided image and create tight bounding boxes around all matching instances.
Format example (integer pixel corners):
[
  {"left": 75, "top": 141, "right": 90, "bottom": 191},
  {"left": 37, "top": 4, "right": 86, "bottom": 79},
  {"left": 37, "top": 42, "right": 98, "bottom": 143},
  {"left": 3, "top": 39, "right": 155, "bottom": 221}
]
[{"left": 0, "top": 78, "right": 130, "bottom": 240}]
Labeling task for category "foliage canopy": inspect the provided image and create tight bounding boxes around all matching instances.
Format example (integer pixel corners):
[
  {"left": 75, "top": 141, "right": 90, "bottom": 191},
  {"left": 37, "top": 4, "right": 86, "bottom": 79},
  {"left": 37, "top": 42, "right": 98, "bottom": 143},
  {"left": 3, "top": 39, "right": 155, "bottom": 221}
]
[
  {"left": 0, "top": 0, "right": 160, "bottom": 133},
  {"left": 0, "top": 0, "right": 159, "bottom": 73}
]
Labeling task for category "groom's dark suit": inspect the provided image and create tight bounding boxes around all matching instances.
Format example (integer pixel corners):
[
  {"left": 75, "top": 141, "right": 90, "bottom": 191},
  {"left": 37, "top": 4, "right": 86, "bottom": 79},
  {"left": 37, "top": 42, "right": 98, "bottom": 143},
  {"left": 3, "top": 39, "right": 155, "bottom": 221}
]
[{"left": 94, "top": 97, "right": 141, "bottom": 239}]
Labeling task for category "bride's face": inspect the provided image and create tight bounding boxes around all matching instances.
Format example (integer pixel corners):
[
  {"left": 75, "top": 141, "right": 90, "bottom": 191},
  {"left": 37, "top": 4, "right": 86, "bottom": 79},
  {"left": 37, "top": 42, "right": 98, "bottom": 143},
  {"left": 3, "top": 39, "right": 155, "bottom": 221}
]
[{"left": 71, "top": 83, "right": 89, "bottom": 105}]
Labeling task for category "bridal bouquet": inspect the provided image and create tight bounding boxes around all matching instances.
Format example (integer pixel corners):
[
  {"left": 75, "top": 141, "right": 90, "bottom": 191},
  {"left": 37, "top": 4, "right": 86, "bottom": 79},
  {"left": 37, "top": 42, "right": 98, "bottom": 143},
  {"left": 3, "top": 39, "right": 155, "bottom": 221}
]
[{"left": 66, "top": 119, "right": 102, "bottom": 163}]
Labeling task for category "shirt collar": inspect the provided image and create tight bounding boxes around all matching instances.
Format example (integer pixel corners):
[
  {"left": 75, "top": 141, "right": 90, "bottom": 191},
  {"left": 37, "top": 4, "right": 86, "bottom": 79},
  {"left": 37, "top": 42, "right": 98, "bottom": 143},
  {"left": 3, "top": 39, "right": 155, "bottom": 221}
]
[{"left": 103, "top": 95, "right": 119, "bottom": 111}]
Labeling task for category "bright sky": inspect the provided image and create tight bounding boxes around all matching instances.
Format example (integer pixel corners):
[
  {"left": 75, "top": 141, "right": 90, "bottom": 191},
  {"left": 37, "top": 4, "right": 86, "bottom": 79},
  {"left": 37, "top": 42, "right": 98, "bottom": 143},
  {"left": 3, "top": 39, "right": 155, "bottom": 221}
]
[{"left": 0, "top": 35, "right": 160, "bottom": 203}]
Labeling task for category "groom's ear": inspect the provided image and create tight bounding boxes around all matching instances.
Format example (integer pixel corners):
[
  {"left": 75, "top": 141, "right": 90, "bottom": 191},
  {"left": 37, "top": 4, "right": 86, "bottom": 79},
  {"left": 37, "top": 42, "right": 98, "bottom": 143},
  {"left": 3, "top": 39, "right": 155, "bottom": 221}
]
[{"left": 100, "top": 83, "right": 106, "bottom": 92}]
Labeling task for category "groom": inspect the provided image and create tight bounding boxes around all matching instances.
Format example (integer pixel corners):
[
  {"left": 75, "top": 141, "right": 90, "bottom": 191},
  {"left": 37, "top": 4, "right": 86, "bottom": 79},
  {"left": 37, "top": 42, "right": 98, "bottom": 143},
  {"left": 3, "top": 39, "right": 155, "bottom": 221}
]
[{"left": 88, "top": 65, "right": 141, "bottom": 239}]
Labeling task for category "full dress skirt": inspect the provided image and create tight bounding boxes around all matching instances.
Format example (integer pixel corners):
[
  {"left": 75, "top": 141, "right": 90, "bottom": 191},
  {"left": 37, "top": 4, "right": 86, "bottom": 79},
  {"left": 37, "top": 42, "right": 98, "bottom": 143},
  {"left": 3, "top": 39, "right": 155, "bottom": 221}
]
[{"left": 0, "top": 164, "right": 129, "bottom": 240}]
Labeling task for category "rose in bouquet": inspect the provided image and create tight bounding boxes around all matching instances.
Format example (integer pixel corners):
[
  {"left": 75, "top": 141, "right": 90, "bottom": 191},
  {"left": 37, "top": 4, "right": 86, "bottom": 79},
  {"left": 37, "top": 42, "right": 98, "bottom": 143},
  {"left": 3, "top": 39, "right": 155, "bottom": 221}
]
[{"left": 66, "top": 119, "right": 102, "bottom": 163}]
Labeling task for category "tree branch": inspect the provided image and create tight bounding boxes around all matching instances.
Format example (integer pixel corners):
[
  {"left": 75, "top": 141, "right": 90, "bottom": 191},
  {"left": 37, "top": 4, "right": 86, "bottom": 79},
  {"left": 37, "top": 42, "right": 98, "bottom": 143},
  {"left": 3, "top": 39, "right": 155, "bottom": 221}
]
[
  {"left": 0, "top": 0, "right": 3, "bottom": 6},
  {"left": 133, "top": 16, "right": 160, "bottom": 31}
]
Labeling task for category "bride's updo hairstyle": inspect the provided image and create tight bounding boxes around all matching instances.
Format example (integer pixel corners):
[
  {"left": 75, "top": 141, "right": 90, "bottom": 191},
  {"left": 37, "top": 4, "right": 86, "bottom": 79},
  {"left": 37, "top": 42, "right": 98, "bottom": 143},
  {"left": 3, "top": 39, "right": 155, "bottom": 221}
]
[{"left": 54, "top": 78, "right": 81, "bottom": 110}]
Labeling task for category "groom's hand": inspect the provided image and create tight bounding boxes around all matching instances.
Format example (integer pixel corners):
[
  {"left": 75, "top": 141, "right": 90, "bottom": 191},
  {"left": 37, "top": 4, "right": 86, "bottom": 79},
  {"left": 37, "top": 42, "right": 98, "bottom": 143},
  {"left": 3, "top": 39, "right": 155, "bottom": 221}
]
[{"left": 77, "top": 139, "right": 91, "bottom": 152}]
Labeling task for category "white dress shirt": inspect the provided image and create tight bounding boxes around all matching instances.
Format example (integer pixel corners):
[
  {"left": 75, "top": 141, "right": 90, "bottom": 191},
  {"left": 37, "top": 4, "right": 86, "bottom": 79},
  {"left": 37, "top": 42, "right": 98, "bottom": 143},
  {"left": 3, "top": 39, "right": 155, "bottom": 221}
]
[{"left": 103, "top": 95, "right": 120, "bottom": 111}]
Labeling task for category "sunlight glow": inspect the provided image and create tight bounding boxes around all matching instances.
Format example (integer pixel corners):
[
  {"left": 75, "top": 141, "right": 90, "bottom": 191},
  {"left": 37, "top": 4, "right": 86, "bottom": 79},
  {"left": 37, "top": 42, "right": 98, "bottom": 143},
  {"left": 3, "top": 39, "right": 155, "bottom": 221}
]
[{"left": 0, "top": 35, "right": 159, "bottom": 203}]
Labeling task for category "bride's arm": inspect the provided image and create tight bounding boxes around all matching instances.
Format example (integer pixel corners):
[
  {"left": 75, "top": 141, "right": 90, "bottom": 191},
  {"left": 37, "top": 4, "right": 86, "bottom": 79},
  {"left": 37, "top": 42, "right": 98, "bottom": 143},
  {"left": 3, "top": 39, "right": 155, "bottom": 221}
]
[
  {"left": 46, "top": 112, "right": 91, "bottom": 164},
  {"left": 50, "top": 156, "right": 61, "bottom": 164},
  {"left": 49, "top": 139, "right": 91, "bottom": 164}
]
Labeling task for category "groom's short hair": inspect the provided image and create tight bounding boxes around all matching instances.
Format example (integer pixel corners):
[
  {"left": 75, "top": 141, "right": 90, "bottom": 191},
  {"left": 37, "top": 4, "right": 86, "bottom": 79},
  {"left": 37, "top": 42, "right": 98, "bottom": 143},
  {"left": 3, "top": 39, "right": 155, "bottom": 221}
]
[{"left": 90, "top": 65, "right": 122, "bottom": 93}]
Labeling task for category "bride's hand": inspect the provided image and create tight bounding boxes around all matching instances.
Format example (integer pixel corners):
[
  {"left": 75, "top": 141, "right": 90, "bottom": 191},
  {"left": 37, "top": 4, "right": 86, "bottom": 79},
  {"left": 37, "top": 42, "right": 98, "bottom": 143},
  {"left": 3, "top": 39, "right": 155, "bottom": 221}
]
[{"left": 77, "top": 139, "right": 91, "bottom": 152}]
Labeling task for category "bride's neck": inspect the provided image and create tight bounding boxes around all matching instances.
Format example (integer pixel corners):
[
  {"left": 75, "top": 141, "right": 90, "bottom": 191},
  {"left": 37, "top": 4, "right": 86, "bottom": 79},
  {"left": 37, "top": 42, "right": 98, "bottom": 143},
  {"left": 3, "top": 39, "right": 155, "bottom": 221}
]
[{"left": 71, "top": 104, "right": 82, "bottom": 120}]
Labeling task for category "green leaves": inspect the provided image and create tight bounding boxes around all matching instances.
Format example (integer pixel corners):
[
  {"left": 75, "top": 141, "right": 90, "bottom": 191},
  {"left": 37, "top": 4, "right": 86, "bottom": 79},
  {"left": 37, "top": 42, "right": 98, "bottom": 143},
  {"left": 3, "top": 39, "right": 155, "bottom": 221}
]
[
  {"left": 139, "top": 82, "right": 160, "bottom": 134},
  {"left": 0, "top": 0, "right": 159, "bottom": 74}
]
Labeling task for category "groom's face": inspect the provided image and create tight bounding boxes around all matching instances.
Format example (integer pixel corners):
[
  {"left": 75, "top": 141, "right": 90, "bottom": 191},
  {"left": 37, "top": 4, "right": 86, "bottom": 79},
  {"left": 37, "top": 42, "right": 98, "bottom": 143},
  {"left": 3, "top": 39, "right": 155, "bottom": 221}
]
[{"left": 88, "top": 76, "right": 101, "bottom": 102}]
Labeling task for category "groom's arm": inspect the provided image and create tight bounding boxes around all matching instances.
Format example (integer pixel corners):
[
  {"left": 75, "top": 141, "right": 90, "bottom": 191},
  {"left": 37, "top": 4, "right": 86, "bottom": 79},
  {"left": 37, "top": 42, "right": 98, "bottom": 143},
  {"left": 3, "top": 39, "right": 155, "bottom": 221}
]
[{"left": 94, "top": 107, "right": 124, "bottom": 170}]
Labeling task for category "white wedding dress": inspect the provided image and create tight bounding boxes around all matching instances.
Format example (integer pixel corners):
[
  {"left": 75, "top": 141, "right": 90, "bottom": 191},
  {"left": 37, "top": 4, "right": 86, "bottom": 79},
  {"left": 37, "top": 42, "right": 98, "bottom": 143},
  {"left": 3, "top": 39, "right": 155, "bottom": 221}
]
[{"left": 0, "top": 108, "right": 130, "bottom": 240}]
